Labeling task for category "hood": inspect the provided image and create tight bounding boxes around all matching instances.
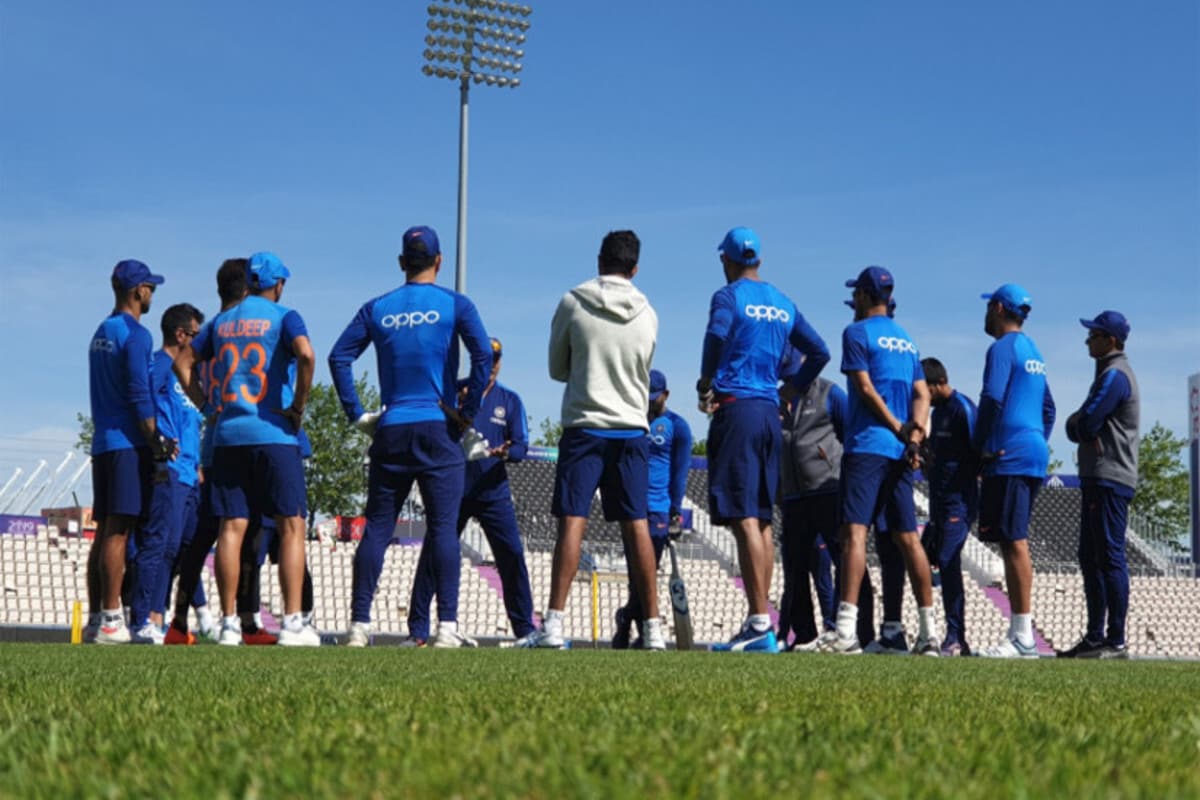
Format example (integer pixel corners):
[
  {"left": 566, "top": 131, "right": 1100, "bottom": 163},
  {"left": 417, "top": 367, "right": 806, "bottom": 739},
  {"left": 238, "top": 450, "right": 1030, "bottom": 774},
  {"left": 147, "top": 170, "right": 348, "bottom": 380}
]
[{"left": 570, "top": 276, "right": 649, "bottom": 323}]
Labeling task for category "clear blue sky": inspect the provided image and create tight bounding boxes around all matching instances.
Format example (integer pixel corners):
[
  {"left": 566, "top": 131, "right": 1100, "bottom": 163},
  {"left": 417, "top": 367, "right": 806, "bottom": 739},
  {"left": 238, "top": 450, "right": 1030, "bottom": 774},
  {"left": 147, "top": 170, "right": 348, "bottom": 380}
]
[{"left": 1, "top": 1, "right": 1197, "bottom": 503}]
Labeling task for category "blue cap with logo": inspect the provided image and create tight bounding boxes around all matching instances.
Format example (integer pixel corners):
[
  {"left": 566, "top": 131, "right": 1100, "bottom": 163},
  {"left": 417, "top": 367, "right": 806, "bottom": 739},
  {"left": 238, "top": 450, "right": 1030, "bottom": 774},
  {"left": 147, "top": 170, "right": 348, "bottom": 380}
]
[
  {"left": 403, "top": 225, "right": 441, "bottom": 261},
  {"left": 718, "top": 227, "right": 762, "bottom": 266},
  {"left": 845, "top": 266, "right": 894, "bottom": 299},
  {"left": 981, "top": 283, "right": 1032, "bottom": 318},
  {"left": 649, "top": 369, "right": 668, "bottom": 402},
  {"left": 112, "top": 259, "right": 165, "bottom": 290},
  {"left": 248, "top": 251, "right": 291, "bottom": 289},
  {"left": 1080, "top": 310, "right": 1130, "bottom": 343}
]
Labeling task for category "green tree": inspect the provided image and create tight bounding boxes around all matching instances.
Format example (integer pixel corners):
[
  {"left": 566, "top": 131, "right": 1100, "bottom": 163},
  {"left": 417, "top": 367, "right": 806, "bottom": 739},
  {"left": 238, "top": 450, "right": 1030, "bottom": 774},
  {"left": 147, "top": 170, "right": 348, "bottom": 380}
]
[
  {"left": 533, "top": 416, "right": 563, "bottom": 447},
  {"left": 691, "top": 438, "right": 707, "bottom": 456},
  {"left": 303, "top": 376, "right": 381, "bottom": 530},
  {"left": 75, "top": 412, "right": 93, "bottom": 454},
  {"left": 1046, "top": 444, "right": 1063, "bottom": 475},
  {"left": 1131, "top": 422, "right": 1189, "bottom": 538}
]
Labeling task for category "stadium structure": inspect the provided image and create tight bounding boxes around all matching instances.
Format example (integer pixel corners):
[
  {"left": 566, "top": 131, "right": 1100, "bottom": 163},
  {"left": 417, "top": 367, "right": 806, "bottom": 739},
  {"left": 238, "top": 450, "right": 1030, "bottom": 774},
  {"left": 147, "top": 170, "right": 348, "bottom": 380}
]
[{"left": 2, "top": 447, "right": 1197, "bottom": 657}]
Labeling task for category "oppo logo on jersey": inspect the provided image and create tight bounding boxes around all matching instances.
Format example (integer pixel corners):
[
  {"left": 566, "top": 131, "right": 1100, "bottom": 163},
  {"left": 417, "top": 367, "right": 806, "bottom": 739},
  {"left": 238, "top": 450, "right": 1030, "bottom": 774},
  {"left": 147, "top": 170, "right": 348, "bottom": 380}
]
[
  {"left": 876, "top": 336, "right": 917, "bottom": 354},
  {"left": 381, "top": 311, "right": 441, "bottom": 329},
  {"left": 1024, "top": 359, "right": 1047, "bottom": 375},
  {"left": 744, "top": 305, "right": 790, "bottom": 322}
]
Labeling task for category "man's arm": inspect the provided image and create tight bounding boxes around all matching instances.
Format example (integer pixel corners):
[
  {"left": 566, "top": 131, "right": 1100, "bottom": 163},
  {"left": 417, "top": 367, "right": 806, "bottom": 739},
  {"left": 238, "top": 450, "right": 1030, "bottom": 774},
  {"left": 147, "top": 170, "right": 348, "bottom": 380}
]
[
  {"left": 1068, "top": 371, "right": 1129, "bottom": 441},
  {"left": 783, "top": 313, "right": 830, "bottom": 393},
  {"left": 668, "top": 414, "right": 693, "bottom": 516},
  {"left": 827, "top": 383, "right": 848, "bottom": 444},
  {"left": 277, "top": 310, "right": 314, "bottom": 432},
  {"left": 505, "top": 391, "right": 529, "bottom": 462},
  {"left": 1042, "top": 382, "right": 1057, "bottom": 441},
  {"left": 127, "top": 328, "right": 173, "bottom": 459},
  {"left": 548, "top": 297, "right": 572, "bottom": 383},
  {"left": 455, "top": 295, "right": 493, "bottom": 423},
  {"left": 973, "top": 344, "right": 1010, "bottom": 454},
  {"left": 846, "top": 371, "right": 904, "bottom": 435},
  {"left": 328, "top": 305, "right": 373, "bottom": 422}
]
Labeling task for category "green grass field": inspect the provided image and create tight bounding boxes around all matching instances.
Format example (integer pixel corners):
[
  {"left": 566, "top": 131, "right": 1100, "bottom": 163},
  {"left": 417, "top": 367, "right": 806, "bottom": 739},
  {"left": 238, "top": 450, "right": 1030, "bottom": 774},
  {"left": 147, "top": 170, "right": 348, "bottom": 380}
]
[{"left": 1, "top": 645, "right": 1197, "bottom": 799}]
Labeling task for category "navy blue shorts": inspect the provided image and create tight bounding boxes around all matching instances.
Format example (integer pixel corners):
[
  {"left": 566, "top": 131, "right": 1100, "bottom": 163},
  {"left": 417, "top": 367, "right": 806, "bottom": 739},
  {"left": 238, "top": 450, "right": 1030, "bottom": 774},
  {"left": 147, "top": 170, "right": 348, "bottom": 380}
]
[
  {"left": 978, "top": 475, "right": 1041, "bottom": 543},
  {"left": 91, "top": 447, "right": 154, "bottom": 522},
  {"left": 706, "top": 398, "right": 781, "bottom": 525},
  {"left": 552, "top": 428, "right": 648, "bottom": 521},
  {"left": 840, "top": 453, "right": 916, "bottom": 533},
  {"left": 211, "top": 444, "right": 306, "bottom": 520},
  {"left": 648, "top": 510, "right": 670, "bottom": 541}
]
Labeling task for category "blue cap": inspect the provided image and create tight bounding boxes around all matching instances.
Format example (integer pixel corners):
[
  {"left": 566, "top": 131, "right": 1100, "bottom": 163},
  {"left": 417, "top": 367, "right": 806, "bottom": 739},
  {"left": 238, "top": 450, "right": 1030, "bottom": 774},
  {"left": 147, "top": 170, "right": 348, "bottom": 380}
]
[
  {"left": 981, "top": 283, "right": 1032, "bottom": 318},
  {"left": 112, "top": 259, "right": 164, "bottom": 290},
  {"left": 248, "top": 251, "right": 291, "bottom": 289},
  {"left": 403, "top": 225, "right": 441, "bottom": 261},
  {"left": 649, "top": 369, "right": 668, "bottom": 402},
  {"left": 718, "top": 227, "right": 761, "bottom": 266},
  {"left": 845, "top": 266, "right": 894, "bottom": 298},
  {"left": 1080, "top": 310, "right": 1130, "bottom": 343}
]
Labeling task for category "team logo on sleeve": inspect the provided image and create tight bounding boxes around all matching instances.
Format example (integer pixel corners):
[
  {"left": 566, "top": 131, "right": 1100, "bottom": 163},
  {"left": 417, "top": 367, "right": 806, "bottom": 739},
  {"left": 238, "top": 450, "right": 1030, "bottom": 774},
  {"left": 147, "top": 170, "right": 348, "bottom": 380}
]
[
  {"left": 744, "top": 305, "right": 790, "bottom": 322},
  {"left": 876, "top": 336, "right": 917, "bottom": 354},
  {"left": 1024, "top": 359, "right": 1047, "bottom": 375},
  {"left": 380, "top": 310, "right": 441, "bottom": 329},
  {"left": 90, "top": 338, "right": 115, "bottom": 353}
]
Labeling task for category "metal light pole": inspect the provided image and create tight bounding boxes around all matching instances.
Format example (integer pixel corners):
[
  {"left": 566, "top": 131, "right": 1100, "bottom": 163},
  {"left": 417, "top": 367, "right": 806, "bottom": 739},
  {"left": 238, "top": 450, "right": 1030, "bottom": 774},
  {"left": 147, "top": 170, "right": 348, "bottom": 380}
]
[{"left": 423, "top": 0, "right": 531, "bottom": 295}]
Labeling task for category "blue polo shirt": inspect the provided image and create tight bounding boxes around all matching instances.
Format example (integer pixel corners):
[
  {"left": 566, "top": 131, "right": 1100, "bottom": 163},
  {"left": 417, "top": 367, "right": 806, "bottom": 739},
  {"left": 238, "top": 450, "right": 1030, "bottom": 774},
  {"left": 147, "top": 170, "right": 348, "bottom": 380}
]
[
  {"left": 974, "top": 331, "right": 1055, "bottom": 478},
  {"left": 329, "top": 282, "right": 492, "bottom": 429},
  {"left": 647, "top": 409, "right": 692, "bottom": 515},
  {"left": 459, "top": 380, "right": 528, "bottom": 502},
  {"left": 151, "top": 349, "right": 200, "bottom": 487},
  {"left": 840, "top": 315, "right": 923, "bottom": 460},
  {"left": 701, "top": 278, "right": 829, "bottom": 401},
  {"left": 89, "top": 312, "right": 155, "bottom": 455}
]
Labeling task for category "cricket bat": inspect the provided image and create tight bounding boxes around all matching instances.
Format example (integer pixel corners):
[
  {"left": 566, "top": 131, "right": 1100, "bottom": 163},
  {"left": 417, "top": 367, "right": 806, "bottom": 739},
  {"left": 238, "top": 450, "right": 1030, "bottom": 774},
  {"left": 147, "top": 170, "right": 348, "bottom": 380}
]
[{"left": 666, "top": 539, "right": 693, "bottom": 651}]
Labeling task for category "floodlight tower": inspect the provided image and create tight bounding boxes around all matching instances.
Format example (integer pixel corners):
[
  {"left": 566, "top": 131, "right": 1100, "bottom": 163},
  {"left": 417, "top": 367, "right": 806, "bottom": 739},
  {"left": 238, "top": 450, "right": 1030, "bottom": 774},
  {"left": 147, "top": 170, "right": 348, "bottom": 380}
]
[{"left": 423, "top": 0, "right": 531, "bottom": 294}]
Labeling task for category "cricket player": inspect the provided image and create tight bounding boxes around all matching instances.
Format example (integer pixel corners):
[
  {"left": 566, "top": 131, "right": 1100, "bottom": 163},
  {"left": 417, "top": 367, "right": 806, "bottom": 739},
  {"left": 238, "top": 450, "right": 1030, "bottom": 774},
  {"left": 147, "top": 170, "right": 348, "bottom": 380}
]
[
  {"left": 408, "top": 337, "right": 537, "bottom": 646},
  {"left": 520, "top": 230, "right": 662, "bottom": 649},
  {"left": 175, "top": 251, "right": 318, "bottom": 647},
  {"left": 819, "top": 266, "right": 939, "bottom": 656},
  {"left": 920, "top": 357, "right": 979, "bottom": 656},
  {"left": 613, "top": 369, "right": 692, "bottom": 649},
  {"left": 700, "top": 227, "right": 830, "bottom": 654},
  {"left": 975, "top": 283, "right": 1055, "bottom": 659},
  {"left": 166, "top": 259, "right": 247, "bottom": 645},
  {"left": 330, "top": 226, "right": 492, "bottom": 649},
  {"left": 86, "top": 259, "right": 175, "bottom": 644},
  {"left": 1060, "top": 310, "right": 1138, "bottom": 660}
]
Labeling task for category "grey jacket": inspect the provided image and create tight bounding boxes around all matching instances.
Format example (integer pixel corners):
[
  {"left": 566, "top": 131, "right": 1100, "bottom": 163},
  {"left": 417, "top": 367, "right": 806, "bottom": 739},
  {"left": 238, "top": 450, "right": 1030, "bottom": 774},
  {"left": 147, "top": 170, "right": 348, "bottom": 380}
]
[
  {"left": 780, "top": 378, "right": 843, "bottom": 498},
  {"left": 1070, "top": 351, "right": 1139, "bottom": 489}
]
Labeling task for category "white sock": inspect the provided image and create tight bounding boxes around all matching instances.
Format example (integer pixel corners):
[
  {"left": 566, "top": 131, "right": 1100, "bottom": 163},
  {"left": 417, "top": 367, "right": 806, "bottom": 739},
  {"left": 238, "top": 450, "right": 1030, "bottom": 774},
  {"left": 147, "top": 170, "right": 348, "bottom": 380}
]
[
  {"left": 836, "top": 602, "right": 858, "bottom": 639},
  {"left": 253, "top": 612, "right": 264, "bottom": 630},
  {"left": 544, "top": 609, "right": 564, "bottom": 634},
  {"left": 439, "top": 620, "right": 458, "bottom": 635},
  {"left": 196, "top": 606, "right": 213, "bottom": 631},
  {"left": 102, "top": 607, "right": 123, "bottom": 623},
  {"left": 918, "top": 607, "right": 937, "bottom": 641},
  {"left": 222, "top": 614, "right": 241, "bottom": 631},
  {"left": 882, "top": 620, "right": 904, "bottom": 636},
  {"left": 283, "top": 612, "right": 304, "bottom": 632},
  {"left": 644, "top": 618, "right": 663, "bottom": 638},
  {"left": 1011, "top": 613, "right": 1033, "bottom": 643},
  {"left": 747, "top": 613, "right": 771, "bottom": 633}
]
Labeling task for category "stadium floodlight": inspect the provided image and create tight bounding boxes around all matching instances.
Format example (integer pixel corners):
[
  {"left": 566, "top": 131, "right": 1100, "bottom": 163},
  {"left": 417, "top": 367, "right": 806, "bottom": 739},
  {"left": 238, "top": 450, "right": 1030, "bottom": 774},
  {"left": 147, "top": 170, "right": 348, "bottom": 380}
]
[{"left": 423, "top": 0, "right": 532, "bottom": 294}]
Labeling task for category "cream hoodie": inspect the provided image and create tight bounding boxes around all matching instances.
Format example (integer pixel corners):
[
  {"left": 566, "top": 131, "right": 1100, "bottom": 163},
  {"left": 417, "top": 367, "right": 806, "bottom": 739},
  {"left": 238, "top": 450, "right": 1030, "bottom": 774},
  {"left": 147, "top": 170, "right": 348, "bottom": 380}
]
[{"left": 548, "top": 275, "right": 658, "bottom": 431}]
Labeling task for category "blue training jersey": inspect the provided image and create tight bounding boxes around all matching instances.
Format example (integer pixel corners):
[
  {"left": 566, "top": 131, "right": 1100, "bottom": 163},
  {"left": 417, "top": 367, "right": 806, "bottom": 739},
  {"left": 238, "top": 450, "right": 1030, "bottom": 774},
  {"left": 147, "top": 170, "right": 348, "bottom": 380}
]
[
  {"left": 840, "top": 315, "right": 923, "bottom": 460},
  {"left": 89, "top": 312, "right": 155, "bottom": 455},
  {"left": 197, "top": 355, "right": 219, "bottom": 468},
  {"left": 192, "top": 295, "right": 308, "bottom": 447},
  {"left": 151, "top": 350, "right": 201, "bottom": 487},
  {"left": 329, "top": 282, "right": 492, "bottom": 428},
  {"left": 928, "top": 390, "right": 979, "bottom": 524},
  {"left": 701, "top": 278, "right": 829, "bottom": 401},
  {"left": 974, "top": 331, "right": 1055, "bottom": 478},
  {"left": 459, "top": 380, "right": 528, "bottom": 501},
  {"left": 647, "top": 409, "right": 692, "bottom": 514}
]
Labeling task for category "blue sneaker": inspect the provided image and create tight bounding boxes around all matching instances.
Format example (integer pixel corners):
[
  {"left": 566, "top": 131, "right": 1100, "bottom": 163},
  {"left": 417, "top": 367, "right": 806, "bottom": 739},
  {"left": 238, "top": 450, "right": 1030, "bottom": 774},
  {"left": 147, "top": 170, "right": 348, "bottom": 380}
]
[{"left": 711, "top": 627, "right": 779, "bottom": 653}]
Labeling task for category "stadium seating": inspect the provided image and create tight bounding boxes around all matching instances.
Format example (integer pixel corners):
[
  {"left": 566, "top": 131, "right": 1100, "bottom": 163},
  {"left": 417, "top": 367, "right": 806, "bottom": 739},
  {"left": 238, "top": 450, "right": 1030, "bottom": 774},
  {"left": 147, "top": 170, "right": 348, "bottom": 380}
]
[{"left": 2, "top": 464, "right": 1197, "bottom": 658}]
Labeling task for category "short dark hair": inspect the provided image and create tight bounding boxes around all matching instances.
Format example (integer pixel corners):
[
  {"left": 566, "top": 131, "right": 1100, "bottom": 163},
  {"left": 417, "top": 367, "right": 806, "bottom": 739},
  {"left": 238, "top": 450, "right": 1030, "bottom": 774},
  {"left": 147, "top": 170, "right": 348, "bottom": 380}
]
[
  {"left": 217, "top": 259, "right": 249, "bottom": 305},
  {"left": 598, "top": 230, "right": 640, "bottom": 276},
  {"left": 921, "top": 357, "right": 948, "bottom": 386},
  {"left": 161, "top": 303, "right": 204, "bottom": 342},
  {"left": 999, "top": 305, "right": 1026, "bottom": 326},
  {"left": 402, "top": 248, "right": 437, "bottom": 273}
]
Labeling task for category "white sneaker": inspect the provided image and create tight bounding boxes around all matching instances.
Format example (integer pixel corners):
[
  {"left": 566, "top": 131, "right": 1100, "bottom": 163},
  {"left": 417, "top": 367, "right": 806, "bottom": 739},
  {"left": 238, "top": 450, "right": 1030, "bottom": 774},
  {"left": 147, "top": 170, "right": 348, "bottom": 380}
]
[
  {"left": 95, "top": 618, "right": 131, "bottom": 645},
  {"left": 792, "top": 637, "right": 822, "bottom": 652},
  {"left": 816, "top": 629, "right": 862, "bottom": 654},
  {"left": 131, "top": 622, "right": 165, "bottom": 645},
  {"left": 347, "top": 622, "right": 371, "bottom": 648},
  {"left": 514, "top": 627, "right": 568, "bottom": 649},
  {"left": 218, "top": 622, "right": 243, "bottom": 647},
  {"left": 643, "top": 619, "right": 666, "bottom": 651},
  {"left": 912, "top": 636, "right": 940, "bottom": 657},
  {"left": 432, "top": 627, "right": 479, "bottom": 648},
  {"left": 978, "top": 636, "right": 1039, "bottom": 659},
  {"left": 278, "top": 624, "right": 322, "bottom": 647}
]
